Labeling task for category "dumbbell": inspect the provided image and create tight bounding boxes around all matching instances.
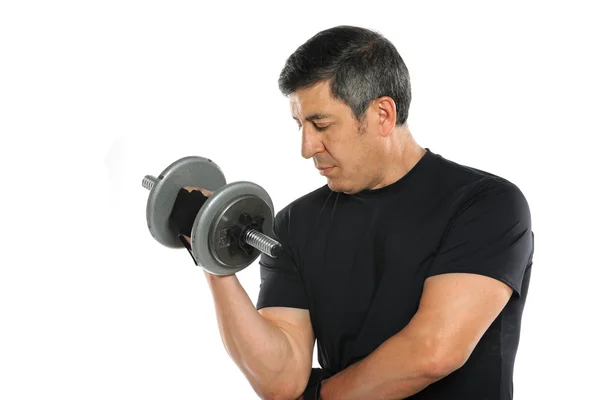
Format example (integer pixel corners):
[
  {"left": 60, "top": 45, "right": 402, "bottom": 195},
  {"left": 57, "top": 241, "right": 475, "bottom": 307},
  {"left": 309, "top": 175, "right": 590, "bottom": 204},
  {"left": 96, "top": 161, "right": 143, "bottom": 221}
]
[{"left": 142, "top": 156, "right": 283, "bottom": 275}]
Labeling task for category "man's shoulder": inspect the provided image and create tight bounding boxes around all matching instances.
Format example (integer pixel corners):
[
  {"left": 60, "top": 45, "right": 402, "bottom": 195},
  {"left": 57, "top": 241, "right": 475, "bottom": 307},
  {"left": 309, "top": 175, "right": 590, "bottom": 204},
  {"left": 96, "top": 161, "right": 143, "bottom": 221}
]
[
  {"left": 273, "top": 184, "right": 332, "bottom": 226},
  {"left": 432, "top": 150, "right": 526, "bottom": 200},
  {"left": 434, "top": 151, "right": 506, "bottom": 183},
  {"left": 426, "top": 151, "right": 532, "bottom": 232}
]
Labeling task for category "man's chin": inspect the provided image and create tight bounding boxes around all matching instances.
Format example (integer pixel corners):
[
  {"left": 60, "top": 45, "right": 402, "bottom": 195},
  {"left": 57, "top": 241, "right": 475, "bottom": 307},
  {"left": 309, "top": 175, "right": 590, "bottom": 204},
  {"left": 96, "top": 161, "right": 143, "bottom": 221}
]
[
  {"left": 327, "top": 179, "right": 354, "bottom": 194},
  {"left": 326, "top": 180, "right": 340, "bottom": 192}
]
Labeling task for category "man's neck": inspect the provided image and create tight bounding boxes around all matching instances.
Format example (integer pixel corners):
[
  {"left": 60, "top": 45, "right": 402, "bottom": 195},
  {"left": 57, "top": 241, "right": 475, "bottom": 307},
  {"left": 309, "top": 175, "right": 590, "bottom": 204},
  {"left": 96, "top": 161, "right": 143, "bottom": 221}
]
[{"left": 374, "top": 130, "right": 425, "bottom": 190}]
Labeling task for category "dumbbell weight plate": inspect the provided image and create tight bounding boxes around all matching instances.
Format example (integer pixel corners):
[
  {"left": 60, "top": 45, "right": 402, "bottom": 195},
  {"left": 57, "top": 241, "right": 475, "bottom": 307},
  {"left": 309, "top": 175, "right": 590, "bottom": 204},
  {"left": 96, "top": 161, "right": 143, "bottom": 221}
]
[
  {"left": 146, "top": 156, "right": 226, "bottom": 248},
  {"left": 191, "top": 181, "right": 275, "bottom": 275},
  {"left": 211, "top": 194, "right": 273, "bottom": 265}
]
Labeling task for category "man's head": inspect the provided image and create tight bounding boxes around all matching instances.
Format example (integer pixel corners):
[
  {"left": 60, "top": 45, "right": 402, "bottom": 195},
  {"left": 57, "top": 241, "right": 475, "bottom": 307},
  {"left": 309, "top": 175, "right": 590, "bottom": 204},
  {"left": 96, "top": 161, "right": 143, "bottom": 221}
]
[{"left": 278, "top": 25, "right": 413, "bottom": 194}]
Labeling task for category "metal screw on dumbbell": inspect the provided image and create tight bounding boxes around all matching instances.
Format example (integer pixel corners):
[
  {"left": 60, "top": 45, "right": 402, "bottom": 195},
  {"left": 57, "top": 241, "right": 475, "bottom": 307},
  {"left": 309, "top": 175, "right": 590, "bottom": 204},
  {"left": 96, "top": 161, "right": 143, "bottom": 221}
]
[
  {"left": 142, "top": 175, "right": 158, "bottom": 190},
  {"left": 142, "top": 156, "right": 283, "bottom": 276}
]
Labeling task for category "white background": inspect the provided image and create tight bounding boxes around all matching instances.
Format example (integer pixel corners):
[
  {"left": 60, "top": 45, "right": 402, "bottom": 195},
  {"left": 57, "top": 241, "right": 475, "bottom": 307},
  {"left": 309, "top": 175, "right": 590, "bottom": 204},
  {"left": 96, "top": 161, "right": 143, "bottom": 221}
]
[{"left": 1, "top": 1, "right": 598, "bottom": 398}]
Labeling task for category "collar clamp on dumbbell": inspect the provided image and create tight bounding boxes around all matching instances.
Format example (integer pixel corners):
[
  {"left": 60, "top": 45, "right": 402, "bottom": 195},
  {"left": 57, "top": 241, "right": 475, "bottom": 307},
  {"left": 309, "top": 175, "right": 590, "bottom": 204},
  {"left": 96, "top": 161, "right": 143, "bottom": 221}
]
[{"left": 226, "top": 213, "right": 265, "bottom": 257}]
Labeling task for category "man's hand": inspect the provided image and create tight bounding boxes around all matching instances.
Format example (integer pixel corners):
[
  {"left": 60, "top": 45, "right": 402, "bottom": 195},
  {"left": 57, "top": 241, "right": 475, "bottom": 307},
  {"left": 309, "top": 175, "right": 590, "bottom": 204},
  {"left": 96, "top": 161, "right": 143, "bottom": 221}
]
[{"left": 182, "top": 185, "right": 214, "bottom": 196}]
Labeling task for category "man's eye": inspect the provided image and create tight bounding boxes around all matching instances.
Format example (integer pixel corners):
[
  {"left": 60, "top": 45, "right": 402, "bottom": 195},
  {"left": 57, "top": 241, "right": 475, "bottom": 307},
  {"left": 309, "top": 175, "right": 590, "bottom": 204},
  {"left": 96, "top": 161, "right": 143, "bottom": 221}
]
[{"left": 296, "top": 124, "right": 329, "bottom": 132}]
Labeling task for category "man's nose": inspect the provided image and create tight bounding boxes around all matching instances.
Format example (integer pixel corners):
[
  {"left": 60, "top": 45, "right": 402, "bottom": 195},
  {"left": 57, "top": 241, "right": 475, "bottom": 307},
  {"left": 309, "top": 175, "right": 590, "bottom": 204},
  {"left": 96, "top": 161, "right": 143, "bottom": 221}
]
[{"left": 301, "top": 126, "right": 324, "bottom": 159}]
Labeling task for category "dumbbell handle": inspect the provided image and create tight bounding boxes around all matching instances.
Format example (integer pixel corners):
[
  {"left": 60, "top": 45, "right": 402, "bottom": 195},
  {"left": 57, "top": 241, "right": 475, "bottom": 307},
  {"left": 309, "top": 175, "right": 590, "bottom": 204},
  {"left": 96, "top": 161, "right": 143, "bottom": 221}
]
[{"left": 142, "top": 175, "right": 282, "bottom": 258}]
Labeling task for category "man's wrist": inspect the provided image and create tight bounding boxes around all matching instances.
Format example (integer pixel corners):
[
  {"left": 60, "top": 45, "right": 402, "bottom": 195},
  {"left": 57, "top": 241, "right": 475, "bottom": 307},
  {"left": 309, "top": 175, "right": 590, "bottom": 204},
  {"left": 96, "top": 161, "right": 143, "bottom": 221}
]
[
  {"left": 317, "top": 378, "right": 327, "bottom": 400},
  {"left": 302, "top": 377, "right": 326, "bottom": 400}
]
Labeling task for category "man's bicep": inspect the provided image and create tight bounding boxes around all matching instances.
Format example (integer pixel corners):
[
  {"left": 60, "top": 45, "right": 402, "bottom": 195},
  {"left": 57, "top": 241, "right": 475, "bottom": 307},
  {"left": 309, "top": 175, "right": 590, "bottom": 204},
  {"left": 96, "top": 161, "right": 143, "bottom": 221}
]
[
  {"left": 254, "top": 205, "right": 314, "bottom": 389},
  {"left": 258, "top": 307, "right": 315, "bottom": 383},
  {"left": 408, "top": 273, "right": 513, "bottom": 368},
  {"left": 426, "top": 179, "right": 534, "bottom": 298}
]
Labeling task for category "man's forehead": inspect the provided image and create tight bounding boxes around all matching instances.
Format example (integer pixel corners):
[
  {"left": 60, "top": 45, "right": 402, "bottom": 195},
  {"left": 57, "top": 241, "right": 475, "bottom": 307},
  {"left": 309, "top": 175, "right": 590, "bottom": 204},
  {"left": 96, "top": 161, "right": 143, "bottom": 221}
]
[
  {"left": 291, "top": 111, "right": 332, "bottom": 122},
  {"left": 290, "top": 103, "right": 334, "bottom": 122},
  {"left": 290, "top": 83, "right": 338, "bottom": 120}
]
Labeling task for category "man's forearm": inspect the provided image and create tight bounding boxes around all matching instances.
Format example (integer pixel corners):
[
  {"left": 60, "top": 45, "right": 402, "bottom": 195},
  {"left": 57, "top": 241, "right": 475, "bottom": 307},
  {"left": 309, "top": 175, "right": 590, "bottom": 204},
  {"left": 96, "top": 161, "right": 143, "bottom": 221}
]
[
  {"left": 204, "top": 271, "right": 300, "bottom": 398},
  {"left": 320, "top": 330, "right": 453, "bottom": 400}
]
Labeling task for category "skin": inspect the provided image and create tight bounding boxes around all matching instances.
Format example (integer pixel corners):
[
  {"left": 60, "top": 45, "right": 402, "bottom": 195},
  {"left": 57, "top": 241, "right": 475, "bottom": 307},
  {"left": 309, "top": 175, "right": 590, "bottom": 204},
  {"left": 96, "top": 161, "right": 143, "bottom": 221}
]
[
  {"left": 182, "top": 79, "right": 425, "bottom": 235},
  {"left": 188, "top": 80, "right": 514, "bottom": 399},
  {"left": 290, "top": 80, "right": 427, "bottom": 195}
]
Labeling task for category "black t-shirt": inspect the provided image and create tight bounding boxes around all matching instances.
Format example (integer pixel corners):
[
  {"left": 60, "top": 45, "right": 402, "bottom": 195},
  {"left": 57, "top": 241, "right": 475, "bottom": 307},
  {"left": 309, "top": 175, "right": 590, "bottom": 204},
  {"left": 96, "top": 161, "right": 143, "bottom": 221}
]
[{"left": 256, "top": 148, "right": 534, "bottom": 399}]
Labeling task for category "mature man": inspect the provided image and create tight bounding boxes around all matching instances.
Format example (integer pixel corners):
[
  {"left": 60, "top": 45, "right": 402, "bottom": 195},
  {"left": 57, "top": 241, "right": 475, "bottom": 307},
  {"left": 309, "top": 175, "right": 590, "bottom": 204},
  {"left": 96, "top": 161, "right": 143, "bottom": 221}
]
[{"left": 171, "top": 25, "right": 534, "bottom": 399}]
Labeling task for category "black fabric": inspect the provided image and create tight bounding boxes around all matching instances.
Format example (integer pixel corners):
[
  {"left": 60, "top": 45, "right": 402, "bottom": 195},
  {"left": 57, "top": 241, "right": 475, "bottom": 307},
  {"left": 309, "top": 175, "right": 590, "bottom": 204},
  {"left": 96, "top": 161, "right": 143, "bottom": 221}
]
[
  {"left": 169, "top": 188, "right": 209, "bottom": 237},
  {"left": 301, "top": 380, "right": 322, "bottom": 400},
  {"left": 301, "top": 368, "right": 331, "bottom": 399},
  {"left": 169, "top": 188, "right": 209, "bottom": 266},
  {"left": 256, "top": 148, "right": 534, "bottom": 400},
  {"left": 178, "top": 234, "right": 199, "bottom": 266}
]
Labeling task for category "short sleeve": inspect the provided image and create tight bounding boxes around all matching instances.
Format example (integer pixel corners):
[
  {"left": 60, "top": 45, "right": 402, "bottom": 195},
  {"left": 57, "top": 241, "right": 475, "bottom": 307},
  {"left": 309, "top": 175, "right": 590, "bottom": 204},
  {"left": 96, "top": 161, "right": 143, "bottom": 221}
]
[
  {"left": 426, "top": 179, "right": 534, "bottom": 298},
  {"left": 256, "top": 205, "right": 309, "bottom": 310}
]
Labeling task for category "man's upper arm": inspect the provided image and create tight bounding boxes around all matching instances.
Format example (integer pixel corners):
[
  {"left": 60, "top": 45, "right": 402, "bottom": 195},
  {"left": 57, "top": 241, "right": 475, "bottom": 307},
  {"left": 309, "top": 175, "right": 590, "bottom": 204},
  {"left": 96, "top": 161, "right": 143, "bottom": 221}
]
[
  {"left": 406, "top": 272, "right": 513, "bottom": 374},
  {"left": 407, "top": 179, "right": 534, "bottom": 372},
  {"left": 258, "top": 307, "right": 315, "bottom": 385},
  {"left": 426, "top": 179, "right": 534, "bottom": 297},
  {"left": 256, "top": 205, "right": 308, "bottom": 310},
  {"left": 255, "top": 205, "right": 314, "bottom": 392}
]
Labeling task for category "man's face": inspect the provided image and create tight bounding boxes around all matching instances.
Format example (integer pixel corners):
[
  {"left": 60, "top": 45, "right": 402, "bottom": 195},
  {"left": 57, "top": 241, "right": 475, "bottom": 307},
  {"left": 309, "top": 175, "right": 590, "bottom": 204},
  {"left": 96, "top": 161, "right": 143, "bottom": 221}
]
[{"left": 289, "top": 80, "right": 384, "bottom": 195}]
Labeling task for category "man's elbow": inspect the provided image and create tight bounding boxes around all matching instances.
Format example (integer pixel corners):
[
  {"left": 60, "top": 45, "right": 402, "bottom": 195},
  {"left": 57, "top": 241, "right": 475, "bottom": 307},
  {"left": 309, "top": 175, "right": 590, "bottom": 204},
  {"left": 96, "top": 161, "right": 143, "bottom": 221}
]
[
  {"left": 254, "top": 378, "right": 305, "bottom": 400},
  {"left": 420, "top": 341, "right": 469, "bottom": 381},
  {"left": 256, "top": 387, "right": 302, "bottom": 400}
]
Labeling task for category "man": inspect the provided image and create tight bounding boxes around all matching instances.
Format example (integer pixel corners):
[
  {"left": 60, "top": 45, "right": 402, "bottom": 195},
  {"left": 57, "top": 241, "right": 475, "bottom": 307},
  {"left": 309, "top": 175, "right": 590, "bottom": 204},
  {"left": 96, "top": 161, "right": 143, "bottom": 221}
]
[{"left": 172, "top": 25, "right": 534, "bottom": 399}]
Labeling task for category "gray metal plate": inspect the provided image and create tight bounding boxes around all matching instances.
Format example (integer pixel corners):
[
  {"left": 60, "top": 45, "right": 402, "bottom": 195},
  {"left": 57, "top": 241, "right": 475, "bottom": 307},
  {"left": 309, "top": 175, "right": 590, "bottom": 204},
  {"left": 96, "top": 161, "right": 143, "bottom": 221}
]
[
  {"left": 146, "top": 156, "right": 226, "bottom": 248},
  {"left": 192, "top": 181, "right": 274, "bottom": 275},
  {"left": 210, "top": 195, "right": 272, "bottom": 267}
]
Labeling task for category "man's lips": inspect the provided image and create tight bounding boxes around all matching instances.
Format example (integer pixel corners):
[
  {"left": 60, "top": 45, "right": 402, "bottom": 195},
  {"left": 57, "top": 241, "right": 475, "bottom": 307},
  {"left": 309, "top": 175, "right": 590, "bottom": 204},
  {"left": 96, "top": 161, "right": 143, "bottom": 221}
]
[{"left": 318, "top": 166, "right": 335, "bottom": 176}]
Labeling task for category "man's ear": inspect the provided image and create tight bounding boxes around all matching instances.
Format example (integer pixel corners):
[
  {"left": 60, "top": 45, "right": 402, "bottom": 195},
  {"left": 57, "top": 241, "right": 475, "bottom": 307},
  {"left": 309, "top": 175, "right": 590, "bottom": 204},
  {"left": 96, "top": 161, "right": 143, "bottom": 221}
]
[{"left": 376, "top": 96, "right": 397, "bottom": 136}]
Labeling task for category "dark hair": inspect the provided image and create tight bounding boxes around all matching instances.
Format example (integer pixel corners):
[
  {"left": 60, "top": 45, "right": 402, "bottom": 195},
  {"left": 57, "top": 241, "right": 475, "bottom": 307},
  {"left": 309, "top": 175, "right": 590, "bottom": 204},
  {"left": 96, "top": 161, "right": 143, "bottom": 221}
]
[{"left": 278, "top": 25, "right": 411, "bottom": 126}]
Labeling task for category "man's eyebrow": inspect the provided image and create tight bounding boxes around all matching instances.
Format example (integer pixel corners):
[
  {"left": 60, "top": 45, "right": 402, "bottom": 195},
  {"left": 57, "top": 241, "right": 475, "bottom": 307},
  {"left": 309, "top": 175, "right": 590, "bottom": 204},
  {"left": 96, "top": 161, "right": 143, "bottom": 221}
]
[{"left": 292, "top": 113, "right": 332, "bottom": 122}]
